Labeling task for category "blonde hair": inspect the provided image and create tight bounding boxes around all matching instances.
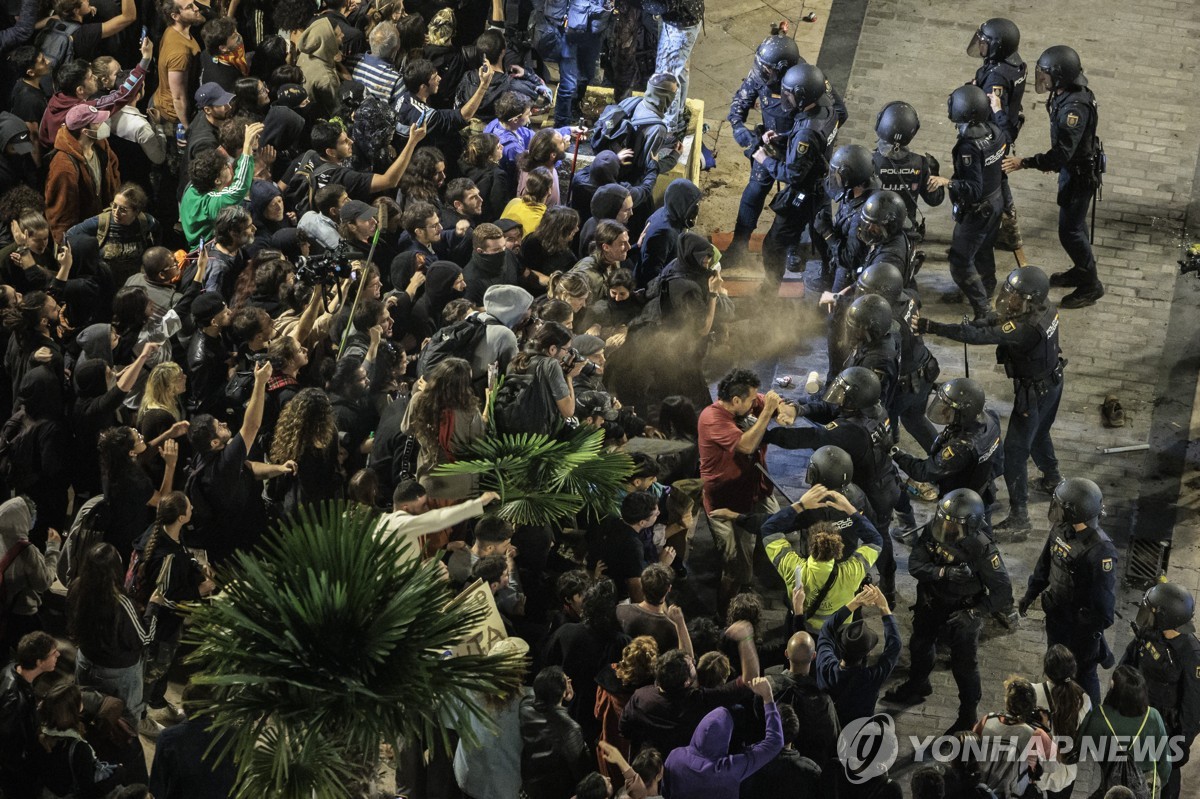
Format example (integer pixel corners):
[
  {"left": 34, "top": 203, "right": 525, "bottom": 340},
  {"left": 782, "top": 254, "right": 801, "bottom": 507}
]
[
  {"left": 138, "top": 361, "right": 184, "bottom": 422},
  {"left": 614, "top": 635, "right": 659, "bottom": 688}
]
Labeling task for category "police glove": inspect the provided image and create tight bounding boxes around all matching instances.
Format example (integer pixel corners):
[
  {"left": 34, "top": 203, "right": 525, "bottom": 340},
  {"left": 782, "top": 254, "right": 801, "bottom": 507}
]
[
  {"left": 995, "top": 609, "right": 1020, "bottom": 630},
  {"left": 947, "top": 608, "right": 978, "bottom": 629},
  {"left": 944, "top": 563, "right": 973, "bottom": 581},
  {"left": 915, "top": 316, "right": 931, "bottom": 335},
  {"left": 1017, "top": 596, "right": 1033, "bottom": 617}
]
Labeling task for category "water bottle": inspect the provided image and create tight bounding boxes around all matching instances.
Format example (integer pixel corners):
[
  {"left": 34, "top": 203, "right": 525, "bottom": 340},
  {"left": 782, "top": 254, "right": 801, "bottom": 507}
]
[{"left": 175, "top": 122, "right": 186, "bottom": 149}]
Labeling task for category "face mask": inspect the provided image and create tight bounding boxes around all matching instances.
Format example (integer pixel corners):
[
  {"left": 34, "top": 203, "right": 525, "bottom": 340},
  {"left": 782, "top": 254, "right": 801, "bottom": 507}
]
[{"left": 89, "top": 122, "right": 111, "bottom": 140}]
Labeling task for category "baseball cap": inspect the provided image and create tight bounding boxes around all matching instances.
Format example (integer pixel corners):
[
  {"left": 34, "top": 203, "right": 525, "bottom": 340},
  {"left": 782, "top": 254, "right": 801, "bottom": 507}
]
[
  {"left": 192, "top": 292, "right": 227, "bottom": 326},
  {"left": 64, "top": 104, "right": 111, "bottom": 132},
  {"left": 339, "top": 200, "right": 376, "bottom": 224},
  {"left": 195, "top": 82, "right": 235, "bottom": 109},
  {"left": 495, "top": 218, "right": 523, "bottom": 234},
  {"left": 0, "top": 113, "right": 33, "bottom": 155}
]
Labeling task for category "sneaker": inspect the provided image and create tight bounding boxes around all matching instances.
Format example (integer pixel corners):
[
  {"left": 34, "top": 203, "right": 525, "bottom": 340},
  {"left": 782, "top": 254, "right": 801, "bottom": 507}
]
[
  {"left": 883, "top": 681, "right": 932, "bottom": 705},
  {"left": 149, "top": 703, "right": 186, "bottom": 726},
  {"left": 137, "top": 715, "right": 163, "bottom": 740},
  {"left": 1049, "top": 268, "right": 1089, "bottom": 288},
  {"left": 1101, "top": 395, "right": 1126, "bottom": 428},
  {"left": 1060, "top": 282, "right": 1105, "bottom": 309}
]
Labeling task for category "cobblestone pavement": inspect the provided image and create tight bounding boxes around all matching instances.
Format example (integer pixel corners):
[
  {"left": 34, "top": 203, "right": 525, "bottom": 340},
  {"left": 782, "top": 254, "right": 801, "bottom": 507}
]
[{"left": 673, "top": 0, "right": 1200, "bottom": 791}]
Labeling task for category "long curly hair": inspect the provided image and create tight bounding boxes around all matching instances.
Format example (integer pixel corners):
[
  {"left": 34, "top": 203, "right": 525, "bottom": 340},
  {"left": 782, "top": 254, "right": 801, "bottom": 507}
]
[
  {"left": 615, "top": 635, "right": 659, "bottom": 689},
  {"left": 407, "top": 358, "right": 478, "bottom": 454},
  {"left": 399, "top": 147, "right": 446, "bottom": 206},
  {"left": 270, "top": 387, "right": 337, "bottom": 463},
  {"left": 138, "top": 361, "right": 184, "bottom": 423},
  {"left": 98, "top": 426, "right": 141, "bottom": 490}
]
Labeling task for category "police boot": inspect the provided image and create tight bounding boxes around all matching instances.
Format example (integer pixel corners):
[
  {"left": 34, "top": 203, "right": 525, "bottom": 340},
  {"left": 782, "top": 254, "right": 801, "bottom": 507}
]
[
  {"left": 1049, "top": 268, "right": 1091, "bottom": 288},
  {"left": 944, "top": 705, "right": 978, "bottom": 736},
  {"left": 883, "top": 680, "right": 932, "bottom": 706},
  {"left": 1060, "top": 281, "right": 1105, "bottom": 309},
  {"left": 993, "top": 506, "right": 1031, "bottom": 542},
  {"left": 1030, "top": 473, "right": 1064, "bottom": 495},
  {"left": 722, "top": 236, "right": 751, "bottom": 270},
  {"left": 784, "top": 245, "right": 806, "bottom": 274}
]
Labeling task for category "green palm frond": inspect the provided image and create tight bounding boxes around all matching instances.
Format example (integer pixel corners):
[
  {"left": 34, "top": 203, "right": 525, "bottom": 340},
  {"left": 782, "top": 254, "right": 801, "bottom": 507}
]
[{"left": 186, "top": 502, "right": 526, "bottom": 799}]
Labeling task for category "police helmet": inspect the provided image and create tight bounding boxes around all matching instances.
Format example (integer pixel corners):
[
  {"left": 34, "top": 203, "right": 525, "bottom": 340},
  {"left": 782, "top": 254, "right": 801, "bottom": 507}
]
[
  {"left": 823, "top": 366, "right": 881, "bottom": 411},
  {"left": 875, "top": 101, "right": 920, "bottom": 148},
  {"left": 856, "top": 263, "right": 905, "bottom": 304},
  {"left": 755, "top": 35, "right": 802, "bottom": 86},
  {"left": 968, "top": 18, "right": 1020, "bottom": 62},
  {"left": 931, "top": 488, "right": 986, "bottom": 544},
  {"left": 1049, "top": 477, "right": 1104, "bottom": 526},
  {"left": 807, "top": 445, "right": 854, "bottom": 492},
  {"left": 846, "top": 294, "right": 894, "bottom": 343},
  {"left": 1035, "top": 45, "right": 1085, "bottom": 94},
  {"left": 1134, "top": 582, "right": 1196, "bottom": 635},
  {"left": 995, "top": 266, "right": 1050, "bottom": 318},
  {"left": 857, "top": 190, "right": 908, "bottom": 247},
  {"left": 947, "top": 85, "right": 991, "bottom": 125},
  {"left": 781, "top": 64, "right": 827, "bottom": 112},
  {"left": 926, "top": 377, "right": 985, "bottom": 426},
  {"left": 824, "top": 144, "right": 876, "bottom": 200}
]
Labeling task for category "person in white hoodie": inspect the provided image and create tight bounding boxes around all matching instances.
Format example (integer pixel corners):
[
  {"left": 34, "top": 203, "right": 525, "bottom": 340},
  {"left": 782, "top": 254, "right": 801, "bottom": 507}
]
[{"left": 375, "top": 479, "right": 499, "bottom": 554}]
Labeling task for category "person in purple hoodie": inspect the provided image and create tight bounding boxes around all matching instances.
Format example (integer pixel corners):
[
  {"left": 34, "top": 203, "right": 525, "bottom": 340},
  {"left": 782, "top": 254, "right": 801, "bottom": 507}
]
[{"left": 661, "top": 677, "right": 783, "bottom": 799}]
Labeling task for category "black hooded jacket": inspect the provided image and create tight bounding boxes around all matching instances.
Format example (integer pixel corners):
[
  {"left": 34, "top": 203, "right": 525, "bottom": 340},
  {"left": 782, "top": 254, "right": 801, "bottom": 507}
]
[{"left": 634, "top": 179, "right": 701, "bottom": 288}]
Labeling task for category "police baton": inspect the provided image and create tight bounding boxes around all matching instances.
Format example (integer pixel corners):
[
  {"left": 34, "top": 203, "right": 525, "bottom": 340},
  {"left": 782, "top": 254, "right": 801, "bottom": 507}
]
[{"left": 962, "top": 314, "right": 971, "bottom": 379}]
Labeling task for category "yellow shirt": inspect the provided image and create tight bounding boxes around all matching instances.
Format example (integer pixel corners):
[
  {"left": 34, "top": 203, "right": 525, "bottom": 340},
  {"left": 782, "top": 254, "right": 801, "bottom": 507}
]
[{"left": 499, "top": 198, "right": 547, "bottom": 237}]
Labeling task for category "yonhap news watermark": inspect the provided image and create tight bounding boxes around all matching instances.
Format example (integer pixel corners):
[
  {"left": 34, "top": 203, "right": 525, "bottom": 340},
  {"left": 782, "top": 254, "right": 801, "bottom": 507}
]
[{"left": 837, "top": 713, "right": 1187, "bottom": 784}]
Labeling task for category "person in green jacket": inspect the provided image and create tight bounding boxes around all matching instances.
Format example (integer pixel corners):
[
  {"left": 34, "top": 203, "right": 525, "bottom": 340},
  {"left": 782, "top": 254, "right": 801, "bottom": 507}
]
[
  {"left": 1079, "top": 665, "right": 1172, "bottom": 794},
  {"left": 180, "top": 121, "right": 261, "bottom": 247}
]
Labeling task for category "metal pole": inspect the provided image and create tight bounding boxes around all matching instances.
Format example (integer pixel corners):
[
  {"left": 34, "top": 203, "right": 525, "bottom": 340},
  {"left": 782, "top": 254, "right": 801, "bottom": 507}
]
[{"left": 962, "top": 314, "right": 971, "bottom": 379}]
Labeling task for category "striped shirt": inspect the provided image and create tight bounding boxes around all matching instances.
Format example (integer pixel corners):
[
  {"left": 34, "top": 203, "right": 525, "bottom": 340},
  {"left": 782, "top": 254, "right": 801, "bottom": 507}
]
[{"left": 351, "top": 54, "right": 405, "bottom": 109}]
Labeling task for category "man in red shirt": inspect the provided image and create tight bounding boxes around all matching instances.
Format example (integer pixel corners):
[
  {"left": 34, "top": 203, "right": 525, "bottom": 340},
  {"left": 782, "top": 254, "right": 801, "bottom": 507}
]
[{"left": 699, "top": 368, "right": 786, "bottom": 607}]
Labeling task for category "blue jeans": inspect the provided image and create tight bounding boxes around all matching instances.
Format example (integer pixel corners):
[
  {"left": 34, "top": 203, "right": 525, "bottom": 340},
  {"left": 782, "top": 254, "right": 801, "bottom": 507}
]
[
  {"left": 76, "top": 650, "right": 145, "bottom": 723},
  {"left": 655, "top": 21, "right": 700, "bottom": 132},
  {"left": 1003, "top": 376, "right": 1062, "bottom": 511},
  {"left": 555, "top": 31, "right": 603, "bottom": 126}
]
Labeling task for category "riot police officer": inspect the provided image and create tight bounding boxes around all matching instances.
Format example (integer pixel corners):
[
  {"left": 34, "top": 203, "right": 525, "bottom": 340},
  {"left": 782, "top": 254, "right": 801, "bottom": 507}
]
[
  {"left": 726, "top": 37, "right": 848, "bottom": 269},
  {"left": 892, "top": 378, "right": 1003, "bottom": 540},
  {"left": 766, "top": 366, "right": 901, "bottom": 601},
  {"left": 872, "top": 101, "right": 945, "bottom": 241},
  {"left": 857, "top": 262, "right": 940, "bottom": 454},
  {"left": 968, "top": 18, "right": 1028, "bottom": 267},
  {"left": 821, "top": 144, "right": 880, "bottom": 291},
  {"left": 884, "top": 488, "right": 1015, "bottom": 734},
  {"left": 844, "top": 293, "right": 901, "bottom": 411},
  {"left": 1003, "top": 45, "right": 1104, "bottom": 309},
  {"left": 857, "top": 190, "right": 914, "bottom": 285},
  {"left": 917, "top": 266, "right": 1064, "bottom": 536},
  {"left": 928, "top": 85, "right": 1009, "bottom": 322},
  {"left": 1122, "top": 582, "right": 1200, "bottom": 799},
  {"left": 754, "top": 64, "right": 841, "bottom": 287},
  {"left": 1019, "top": 478, "right": 1117, "bottom": 704}
]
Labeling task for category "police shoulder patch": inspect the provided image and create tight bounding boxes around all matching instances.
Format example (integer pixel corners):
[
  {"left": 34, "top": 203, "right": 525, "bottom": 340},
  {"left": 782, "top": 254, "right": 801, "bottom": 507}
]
[
  {"left": 1102, "top": 557, "right": 1113, "bottom": 572},
  {"left": 1195, "top": 665, "right": 1200, "bottom": 679},
  {"left": 1066, "top": 112, "right": 1080, "bottom": 128},
  {"left": 796, "top": 140, "right": 810, "bottom": 155},
  {"left": 962, "top": 154, "right": 972, "bottom": 165},
  {"left": 1002, "top": 321, "right": 1017, "bottom": 333},
  {"left": 941, "top": 446, "right": 955, "bottom": 460},
  {"left": 824, "top": 421, "right": 837, "bottom": 430},
  {"left": 992, "top": 86, "right": 1003, "bottom": 96},
  {"left": 991, "top": 554, "right": 1001, "bottom": 570}
]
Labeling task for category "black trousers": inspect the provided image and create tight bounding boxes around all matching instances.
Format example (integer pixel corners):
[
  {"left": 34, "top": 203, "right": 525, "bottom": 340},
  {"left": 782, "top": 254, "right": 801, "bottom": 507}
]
[
  {"left": 948, "top": 193, "right": 1003, "bottom": 314},
  {"left": 907, "top": 599, "right": 983, "bottom": 713}
]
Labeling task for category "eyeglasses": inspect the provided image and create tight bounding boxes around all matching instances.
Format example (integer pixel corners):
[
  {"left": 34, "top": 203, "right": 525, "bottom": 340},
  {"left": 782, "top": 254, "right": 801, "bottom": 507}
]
[{"left": 111, "top": 203, "right": 134, "bottom": 215}]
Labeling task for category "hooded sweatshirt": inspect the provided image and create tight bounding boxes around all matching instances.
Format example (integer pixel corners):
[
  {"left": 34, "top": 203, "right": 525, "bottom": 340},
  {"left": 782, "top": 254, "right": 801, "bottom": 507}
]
[
  {"left": 463, "top": 248, "right": 523, "bottom": 305},
  {"left": 663, "top": 704, "right": 783, "bottom": 799},
  {"left": 570, "top": 150, "right": 621, "bottom": 219},
  {"left": 297, "top": 18, "right": 343, "bottom": 119},
  {"left": 75, "top": 323, "right": 115, "bottom": 369},
  {"left": 412, "top": 261, "right": 464, "bottom": 338},
  {"left": 46, "top": 126, "right": 122, "bottom": 242},
  {"left": 636, "top": 179, "right": 702, "bottom": 288},
  {"left": 38, "top": 61, "right": 149, "bottom": 149},
  {"left": 469, "top": 284, "right": 533, "bottom": 376},
  {"left": 0, "top": 497, "right": 60, "bottom": 617},
  {"left": 578, "top": 184, "right": 632, "bottom": 257}
]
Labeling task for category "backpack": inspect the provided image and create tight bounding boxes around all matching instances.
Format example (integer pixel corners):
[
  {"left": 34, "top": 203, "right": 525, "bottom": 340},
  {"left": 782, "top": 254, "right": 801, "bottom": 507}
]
[
  {"left": 590, "top": 97, "right": 663, "bottom": 155},
  {"left": 1086, "top": 707, "right": 1153, "bottom": 799},
  {"left": 416, "top": 315, "right": 497, "bottom": 381},
  {"left": 283, "top": 150, "right": 341, "bottom": 214},
  {"left": 491, "top": 372, "right": 558, "bottom": 436},
  {"left": 220, "top": 366, "right": 256, "bottom": 425},
  {"left": 0, "top": 409, "right": 39, "bottom": 492},
  {"left": 57, "top": 495, "right": 111, "bottom": 587},
  {"left": 0, "top": 539, "right": 32, "bottom": 642},
  {"left": 96, "top": 210, "right": 154, "bottom": 250},
  {"left": 36, "top": 19, "right": 81, "bottom": 70}
]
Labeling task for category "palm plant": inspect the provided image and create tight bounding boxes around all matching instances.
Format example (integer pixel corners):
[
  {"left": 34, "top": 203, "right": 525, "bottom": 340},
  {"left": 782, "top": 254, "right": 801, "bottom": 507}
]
[
  {"left": 434, "top": 422, "right": 634, "bottom": 526},
  {"left": 185, "top": 501, "right": 526, "bottom": 799}
]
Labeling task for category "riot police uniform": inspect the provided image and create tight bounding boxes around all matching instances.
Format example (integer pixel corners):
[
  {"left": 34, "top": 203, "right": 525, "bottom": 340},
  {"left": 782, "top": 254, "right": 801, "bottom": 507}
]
[
  {"left": 766, "top": 367, "right": 901, "bottom": 601},
  {"left": 822, "top": 144, "right": 880, "bottom": 292},
  {"left": 843, "top": 293, "right": 901, "bottom": 412},
  {"left": 944, "top": 85, "right": 1009, "bottom": 322},
  {"left": 919, "top": 266, "right": 1064, "bottom": 532},
  {"left": 1020, "top": 478, "right": 1116, "bottom": 704},
  {"left": 893, "top": 378, "right": 1003, "bottom": 514},
  {"left": 763, "top": 446, "right": 873, "bottom": 559},
  {"left": 1014, "top": 45, "right": 1104, "bottom": 308},
  {"left": 872, "top": 101, "right": 945, "bottom": 240},
  {"left": 1122, "top": 582, "right": 1200, "bottom": 799},
  {"left": 727, "top": 38, "right": 848, "bottom": 263},
  {"left": 756, "top": 64, "right": 841, "bottom": 285},
  {"left": 885, "top": 489, "right": 1015, "bottom": 733}
]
